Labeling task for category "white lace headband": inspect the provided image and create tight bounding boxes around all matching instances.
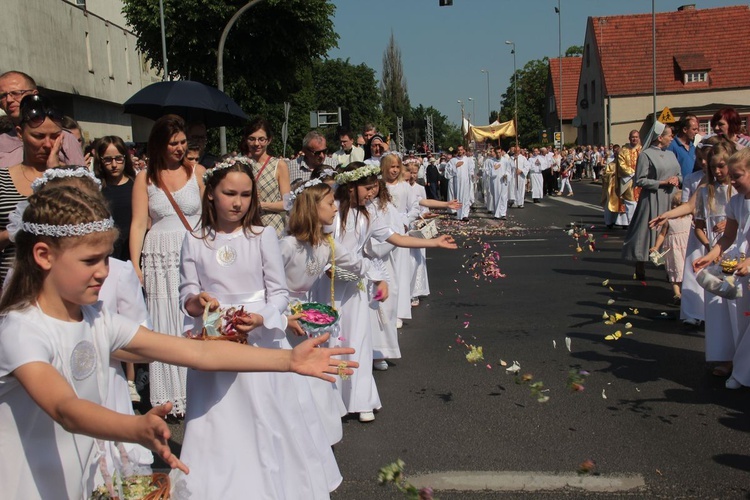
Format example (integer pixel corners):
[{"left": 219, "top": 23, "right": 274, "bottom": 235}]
[
  {"left": 31, "top": 167, "right": 102, "bottom": 193},
  {"left": 284, "top": 178, "right": 327, "bottom": 211},
  {"left": 6, "top": 200, "right": 115, "bottom": 242},
  {"left": 203, "top": 155, "right": 253, "bottom": 184}
]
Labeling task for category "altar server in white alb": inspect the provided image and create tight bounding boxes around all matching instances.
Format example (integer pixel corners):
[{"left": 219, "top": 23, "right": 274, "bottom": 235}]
[
  {"left": 493, "top": 146, "right": 513, "bottom": 220},
  {"left": 529, "top": 147, "right": 545, "bottom": 202},
  {"left": 512, "top": 146, "right": 530, "bottom": 208},
  {"left": 483, "top": 148, "right": 497, "bottom": 213},
  {"left": 444, "top": 144, "right": 475, "bottom": 220}
]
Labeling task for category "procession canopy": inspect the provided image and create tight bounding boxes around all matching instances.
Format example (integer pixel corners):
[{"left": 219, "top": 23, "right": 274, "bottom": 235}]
[{"left": 468, "top": 120, "right": 516, "bottom": 143}]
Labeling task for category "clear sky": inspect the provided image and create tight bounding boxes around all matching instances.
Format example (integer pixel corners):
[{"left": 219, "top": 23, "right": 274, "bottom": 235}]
[{"left": 328, "top": 0, "right": 745, "bottom": 127}]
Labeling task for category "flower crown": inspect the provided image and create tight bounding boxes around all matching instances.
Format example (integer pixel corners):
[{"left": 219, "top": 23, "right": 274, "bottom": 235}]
[
  {"left": 31, "top": 166, "right": 102, "bottom": 193},
  {"left": 334, "top": 164, "right": 381, "bottom": 185},
  {"left": 7, "top": 200, "right": 115, "bottom": 242},
  {"left": 203, "top": 156, "right": 253, "bottom": 184},
  {"left": 284, "top": 178, "right": 327, "bottom": 211},
  {"left": 318, "top": 168, "right": 336, "bottom": 180}
]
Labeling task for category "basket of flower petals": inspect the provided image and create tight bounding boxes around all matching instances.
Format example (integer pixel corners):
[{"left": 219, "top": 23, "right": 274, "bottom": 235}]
[
  {"left": 191, "top": 303, "right": 251, "bottom": 344},
  {"left": 89, "top": 472, "right": 170, "bottom": 500},
  {"left": 408, "top": 218, "right": 438, "bottom": 239},
  {"left": 292, "top": 302, "right": 339, "bottom": 337}
]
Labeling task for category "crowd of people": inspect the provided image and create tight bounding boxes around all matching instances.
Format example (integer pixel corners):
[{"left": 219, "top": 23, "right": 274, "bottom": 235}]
[
  {"left": 0, "top": 70, "right": 463, "bottom": 499},
  {"left": 2, "top": 65, "right": 750, "bottom": 499}
]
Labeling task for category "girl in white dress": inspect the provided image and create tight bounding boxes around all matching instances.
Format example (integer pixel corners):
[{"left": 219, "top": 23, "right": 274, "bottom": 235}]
[
  {"left": 281, "top": 179, "right": 378, "bottom": 444},
  {"left": 322, "top": 162, "right": 457, "bottom": 422},
  {"left": 407, "top": 163, "right": 431, "bottom": 304},
  {"left": 0, "top": 185, "right": 355, "bottom": 500},
  {"left": 695, "top": 148, "right": 750, "bottom": 389},
  {"left": 174, "top": 158, "right": 342, "bottom": 499},
  {"left": 693, "top": 142, "right": 735, "bottom": 376}
]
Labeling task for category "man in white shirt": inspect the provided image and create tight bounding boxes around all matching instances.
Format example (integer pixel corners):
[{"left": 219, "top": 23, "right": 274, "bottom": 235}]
[{"left": 332, "top": 129, "right": 364, "bottom": 168}]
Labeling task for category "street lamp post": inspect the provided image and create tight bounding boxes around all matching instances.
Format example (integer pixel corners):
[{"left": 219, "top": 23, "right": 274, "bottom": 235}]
[
  {"left": 481, "top": 69, "right": 490, "bottom": 123},
  {"left": 468, "top": 97, "right": 475, "bottom": 126},
  {"left": 505, "top": 41, "right": 518, "bottom": 146},
  {"left": 217, "top": 0, "right": 266, "bottom": 154},
  {"left": 457, "top": 100, "right": 465, "bottom": 146},
  {"left": 555, "top": 1, "right": 563, "bottom": 147}
]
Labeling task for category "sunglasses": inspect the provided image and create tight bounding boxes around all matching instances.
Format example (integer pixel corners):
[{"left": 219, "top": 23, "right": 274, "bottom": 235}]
[
  {"left": 19, "top": 95, "right": 63, "bottom": 128},
  {"left": 308, "top": 148, "right": 327, "bottom": 156},
  {"left": 102, "top": 155, "right": 126, "bottom": 164}
]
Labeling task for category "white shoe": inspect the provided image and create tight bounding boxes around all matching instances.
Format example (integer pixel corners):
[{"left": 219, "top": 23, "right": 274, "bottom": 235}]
[
  {"left": 373, "top": 360, "right": 389, "bottom": 371},
  {"left": 726, "top": 377, "right": 742, "bottom": 390},
  {"left": 359, "top": 411, "right": 375, "bottom": 422},
  {"left": 128, "top": 381, "right": 141, "bottom": 403},
  {"left": 411, "top": 297, "right": 420, "bottom": 307},
  {"left": 682, "top": 318, "right": 700, "bottom": 326},
  {"left": 396, "top": 319, "right": 403, "bottom": 329}
]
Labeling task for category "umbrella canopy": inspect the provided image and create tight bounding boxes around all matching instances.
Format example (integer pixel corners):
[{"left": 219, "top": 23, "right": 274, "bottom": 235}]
[{"left": 123, "top": 81, "right": 248, "bottom": 127}]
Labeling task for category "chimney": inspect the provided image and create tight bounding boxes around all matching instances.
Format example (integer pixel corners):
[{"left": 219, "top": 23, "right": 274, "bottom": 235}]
[{"left": 677, "top": 4, "right": 696, "bottom": 11}]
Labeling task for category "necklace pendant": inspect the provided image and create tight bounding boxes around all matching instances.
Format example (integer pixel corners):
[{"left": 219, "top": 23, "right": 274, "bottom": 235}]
[{"left": 216, "top": 245, "right": 237, "bottom": 267}]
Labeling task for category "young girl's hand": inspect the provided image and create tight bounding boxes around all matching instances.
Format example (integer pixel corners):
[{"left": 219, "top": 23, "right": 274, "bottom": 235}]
[
  {"left": 233, "top": 312, "right": 264, "bottom": 333},
  {"left": 290, "top": 333, "right": 358, "bottom": 383},
  {"left": 693, "top": 253, "right": 717, "bottom": 272},
  {"left": 735, "top": 259, "right": 750, "bottom": 277},
  {"left": 185, "top": 292, "right": 219, "bottom": 317},
  {"left": 433, "top": 234, "right": 458, "bottom": 249},
  {"left": 374, "top": 281, "right": 389, "bottom": 302},
  {"left": 649, "top": 214, "right": 667, "bottom": 229},
  {"left": 446, "top": 199, "right": 463, "bottom": 210},
  {"left": 139, "top": 402, "right": 189, "bottom": 474},
  {"left": 713, "top": 220, "right": 727, "bottom": 234},
  {"left": 286, "top": 312, "right": 306, "bottom": 336}
]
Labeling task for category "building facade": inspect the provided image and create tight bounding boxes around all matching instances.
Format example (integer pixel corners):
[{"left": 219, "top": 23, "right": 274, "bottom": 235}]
[
  {"left": 576, "top": 4, "right": 750, "bottom": 146},
  {"left": 544, "top": 56, "right": 581, "bottom": 147},
  {"left": 1, "top": 0, "right": 160, "bottom": 143}
]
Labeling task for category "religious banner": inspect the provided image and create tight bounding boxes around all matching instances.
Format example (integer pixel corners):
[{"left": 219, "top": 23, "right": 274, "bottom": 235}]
[{"left": 468, "top": 120, "right": 516, "bottom": 142}]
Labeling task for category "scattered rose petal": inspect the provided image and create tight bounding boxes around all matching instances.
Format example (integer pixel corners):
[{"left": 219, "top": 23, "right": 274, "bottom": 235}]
[
  {"left": 506, "top": 361, "right": 521, "bottom": 373},
  {"left": 602, "top": 389, "right": 607, "bottom": 399},
  {"left": 605, "top": 331, "right": 622, "bottom": 341},
  {"left": 486, "top": 364, "right": 492, "bottom": 370},
  {"left": 499, "top": 359, "right": 508, "bottom": 367},
  {"left": 553, "top": 340, "right": 557, "bottom": 349},
  {"left": 625, "top": 331, "right": 633, "bottom": 335},
  {"left": 602, "top": 311, "right": 609, "bottom": 319},
  {"left": 607, "top": 299, "right": 615, "bottom": 305},
  {"left": 625, "top": 322, "right": 633, "bottom": 328},
  {"left": 660, "top": 312, "right": 668, "bottom": 317},
  {"left": 602, "top": 279, "right": 610, "bottom": 286},
  {"left": 565, "top": 337, "right": 571, "bottom": 352},
  {"left": 463, "top": 321, "right": 470, "bottom": 329}
]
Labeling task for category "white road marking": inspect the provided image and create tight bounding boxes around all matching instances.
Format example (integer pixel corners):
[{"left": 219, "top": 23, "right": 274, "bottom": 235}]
[
  {"left": 548, "top": 196, "right": 605, "bottom": 212},
  {"left": 409, "top": 471, "right": 646, "bottom": 493}
]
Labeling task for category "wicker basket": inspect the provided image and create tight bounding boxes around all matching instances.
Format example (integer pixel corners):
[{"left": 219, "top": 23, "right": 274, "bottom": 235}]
[{"left": 294, "top": 302, "right": 340, "bottom": 337}]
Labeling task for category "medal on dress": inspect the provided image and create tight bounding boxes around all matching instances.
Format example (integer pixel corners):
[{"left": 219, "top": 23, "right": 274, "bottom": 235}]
[{"left": 216, "top": 245, "right": 237, "bottom": 266}]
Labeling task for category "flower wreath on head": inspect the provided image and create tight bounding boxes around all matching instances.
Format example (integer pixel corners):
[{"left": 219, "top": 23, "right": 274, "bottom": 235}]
[
  {"left": 284, "top": 178, "right": 325, "bottom": 211},
  {"left": 334, "top": 164, "right": 381, "bottom": 185},
  {"left": 31, "top": 166, "right": 102, "bottom": 193},
  {"left": 203, "top": 155, "right": 254, "bottom": 184}
]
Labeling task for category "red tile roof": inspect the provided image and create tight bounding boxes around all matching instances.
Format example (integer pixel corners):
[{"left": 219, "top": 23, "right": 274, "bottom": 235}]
[
  {"left": 549, "top": 57, "right": 582, "bottom": 120},
  {"left": 590, "top": 5, "right": 750, "bottom": 97}
]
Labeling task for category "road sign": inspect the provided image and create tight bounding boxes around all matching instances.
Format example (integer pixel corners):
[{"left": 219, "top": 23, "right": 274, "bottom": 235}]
[
  {"left": 554, "top": 132, "right": 562, "bottom": 148},
  {"left": 658, "top": 107, "right": 676, "bottom": 123}
]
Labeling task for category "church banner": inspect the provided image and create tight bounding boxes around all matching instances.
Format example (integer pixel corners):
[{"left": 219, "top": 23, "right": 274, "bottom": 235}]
[{"left": 468, "top": 120, "right": 516, "bottom": 142}]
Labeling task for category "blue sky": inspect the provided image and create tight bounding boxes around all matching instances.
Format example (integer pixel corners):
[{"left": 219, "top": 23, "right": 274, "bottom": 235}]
[{"left": 328, "top": 0, "right": 744, "bottom": 126}]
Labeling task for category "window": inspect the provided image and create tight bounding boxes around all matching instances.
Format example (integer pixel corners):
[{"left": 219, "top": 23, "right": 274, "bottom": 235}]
[
  {"left": 684, "top": 71, "right": 708, "bottom": 83},
  {"left": 85, "top": 32, "right": 93, "bottom": 73},
  {"left": 106, "top": 40, "right": 114, "bottom": 79},
  {"left": 583, "top": 83, "right": 588, "bottom": 101},
  {"left": 593, "top": 122, "right": 600, "bottom": 145},
  {"left": 699, "top": 121, "right": 710, "bottom": 135},
  {"left": 549, "top": 96, "right": 556, "bottom": 114},
  {"left": 591, "top": 80, "right": 596, "bottom": 103}
]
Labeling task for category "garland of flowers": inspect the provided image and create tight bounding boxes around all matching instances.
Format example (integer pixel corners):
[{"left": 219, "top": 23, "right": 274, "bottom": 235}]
[
  {"left": 203, "top": 155, "right": 253, "bottom": 184},
  {"left": 334, "top": 164, "right": 381, "bottom": 185},
  {"left": 288, "top": 178, "right": 323, "bottom": 205}
]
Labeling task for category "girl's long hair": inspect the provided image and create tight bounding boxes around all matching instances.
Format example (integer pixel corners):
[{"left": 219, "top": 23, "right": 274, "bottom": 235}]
[
  {"left": 334, "top": 161, "right": 378, "bottom": 234},
  {"left": 287, "top": 183, "right": 332, "bottom": 246},
  {"left": 0, "top": 186, "right": 116, "bottom": 314},
  {"left": 146, "top": 114, "right": 191, "bottom": 186},
  {"left": 705, "top": 139, "right": 737, "bottom": 212},
  {"left": 93, "top": 135, "right": 136, "bottom": 184},
  {"left": 198, "top": 162, "right": 263, "bottom": 240},
  {"left": 372, "top": 179, "right": 392, "bottom": 213},
  {"left": 380, "top": 153, "right": 405, "bottom": 183}
]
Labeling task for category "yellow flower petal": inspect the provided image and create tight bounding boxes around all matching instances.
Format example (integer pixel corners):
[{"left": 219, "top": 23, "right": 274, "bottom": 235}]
[
  {"left": 625, "top": 322, "right": 633, "bottom": 329},
  {"left": 605, "top": 331, "right": 622, "bottom": 341},
  {"left": 602, "top": 311, "right": 609, "bottom": 319},
  {"left": 607, "top": 299, "right": 615, "bottom": 305},
  {"left": 602, "top": 279, "right": 610, "bottom": 286}
]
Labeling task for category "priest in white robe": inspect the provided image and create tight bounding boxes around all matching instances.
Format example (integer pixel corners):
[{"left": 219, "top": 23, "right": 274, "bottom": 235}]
[
  {"left": 483, "top": 149, "right": 497, "bottom": 212},
  {"left": 493, "top": 147, "right": 512, "bottom": 219},
  {"left": 529, "top": 147, "right": 545, "bottom": 202},
  {"left": 446, "top": 145, "right": 474, "bottom": 220},
  {"left": 512, "top": 147, "right": 529, "bottom": 208}
]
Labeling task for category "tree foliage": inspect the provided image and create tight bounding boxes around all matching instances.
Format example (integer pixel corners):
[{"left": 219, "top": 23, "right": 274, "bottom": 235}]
[
  {"left": 498, "top": 57, "right": 549, "bottom": 147},
  {"left": 565, "top": 45, "right": 584, "bottom": 57},
  {"left": 380, "top": 31, "right": 411, "bottom": 141}
]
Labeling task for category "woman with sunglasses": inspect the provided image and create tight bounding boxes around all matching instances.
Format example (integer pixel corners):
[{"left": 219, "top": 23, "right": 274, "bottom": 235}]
[
  {"left": 0, "top": 94, "right": 64, "bottom": 284},
  {"left": 94, "top": 135, "right": 137, "bottom": 262},
  {"left": 239, "top": 117, "right": 291, "bottom": 236}
]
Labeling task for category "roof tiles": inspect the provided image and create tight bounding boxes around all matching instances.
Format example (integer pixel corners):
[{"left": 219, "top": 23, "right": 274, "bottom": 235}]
[
  {"left": 590, "top": 5, "right": 750, "bottom": 96},
  {"left": 549, "top": 57, "right": 582, "bottom": 120}
]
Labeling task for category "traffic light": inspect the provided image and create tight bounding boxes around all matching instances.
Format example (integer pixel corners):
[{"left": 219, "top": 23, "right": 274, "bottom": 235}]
[{"left": 439, "top": 0, "right": 453, "bottom": 6}]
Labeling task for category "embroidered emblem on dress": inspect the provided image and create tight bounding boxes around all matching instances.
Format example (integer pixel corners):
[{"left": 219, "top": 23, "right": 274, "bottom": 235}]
[
  {"left": 71, "top": 340, "right": 97, "bottom": 380},
  {"left": 216, "top": 245, "right": 237, "bottom": 266}
]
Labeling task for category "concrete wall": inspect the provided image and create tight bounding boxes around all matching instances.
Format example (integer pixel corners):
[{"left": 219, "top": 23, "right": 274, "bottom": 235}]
[
  {"left": 0, "top": 0, "right": 160, "bottom": 141},
  {"left": 576, "top": 21, "right": 607, "bottom": 146}
]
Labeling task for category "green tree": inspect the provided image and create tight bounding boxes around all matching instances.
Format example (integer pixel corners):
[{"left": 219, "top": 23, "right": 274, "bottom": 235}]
[
  {"left": 498, "top": 57, "right": 549, "bottom": 147},
  {"left": 122, "top": 0, "right": 338, "bottom": 151},
  {"left": 380, "top": 31, "right": 411, "bottom": 144},
  {"left": 565, "top": 45, "right": 584, "bottom": 57},
  {"left": 406, "top": 105, "right": 460, "bottom": 152}
]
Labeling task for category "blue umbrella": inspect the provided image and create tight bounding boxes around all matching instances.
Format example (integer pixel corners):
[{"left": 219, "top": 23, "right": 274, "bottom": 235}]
[{"left": 123, "top": 81, "right": 248, "bottom": 127}]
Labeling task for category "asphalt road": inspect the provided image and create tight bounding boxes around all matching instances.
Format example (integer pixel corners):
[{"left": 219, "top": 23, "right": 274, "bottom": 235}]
[{"left": 329, "top": 181, "right": 750, "bottom": 499}]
